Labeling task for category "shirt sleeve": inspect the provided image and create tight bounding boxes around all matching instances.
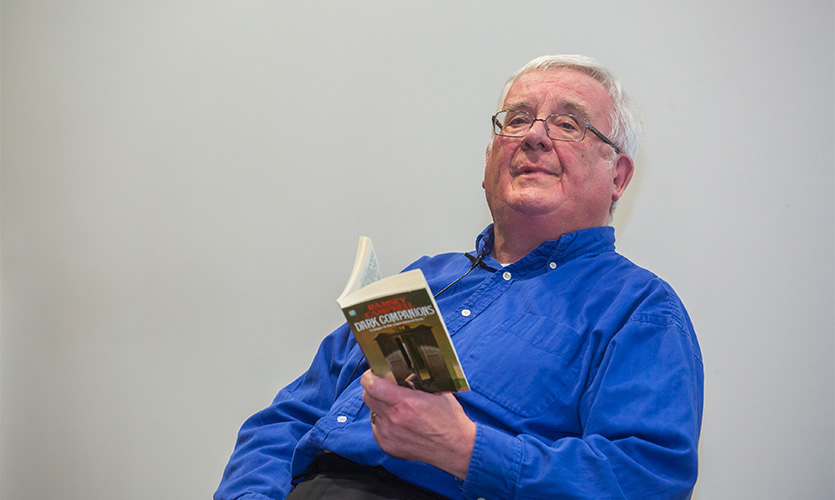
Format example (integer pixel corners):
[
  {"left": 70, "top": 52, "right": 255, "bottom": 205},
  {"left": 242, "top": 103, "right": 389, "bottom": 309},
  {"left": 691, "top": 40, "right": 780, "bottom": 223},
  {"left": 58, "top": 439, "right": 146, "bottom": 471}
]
[
  {"left": 213, "top": 324, "right": 363, "bottom": 500},
  {"left": 461, "top": 307, "right": 704, "bottom": 500}
]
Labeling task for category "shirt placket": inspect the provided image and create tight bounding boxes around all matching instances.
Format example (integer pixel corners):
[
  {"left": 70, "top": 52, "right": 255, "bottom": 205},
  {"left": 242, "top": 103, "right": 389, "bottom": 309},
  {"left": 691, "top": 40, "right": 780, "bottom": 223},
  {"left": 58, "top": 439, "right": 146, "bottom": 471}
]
[{"left": 444, "top": 268, "right": 518, "bottom": 334}]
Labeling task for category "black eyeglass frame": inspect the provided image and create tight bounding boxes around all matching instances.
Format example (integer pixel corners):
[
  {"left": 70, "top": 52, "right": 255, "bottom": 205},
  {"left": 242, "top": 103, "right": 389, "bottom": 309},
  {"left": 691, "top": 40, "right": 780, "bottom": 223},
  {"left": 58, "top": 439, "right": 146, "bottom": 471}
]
[{"left": 491, "top": 111, "right": 621, "bottom": 154}]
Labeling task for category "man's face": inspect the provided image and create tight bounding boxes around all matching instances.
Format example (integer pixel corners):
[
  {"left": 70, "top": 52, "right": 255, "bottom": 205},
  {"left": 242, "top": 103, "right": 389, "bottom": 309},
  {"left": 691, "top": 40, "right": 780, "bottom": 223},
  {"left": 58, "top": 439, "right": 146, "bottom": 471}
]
[{"left": 483, "top": 68, "right": 632, "bottom": 235}]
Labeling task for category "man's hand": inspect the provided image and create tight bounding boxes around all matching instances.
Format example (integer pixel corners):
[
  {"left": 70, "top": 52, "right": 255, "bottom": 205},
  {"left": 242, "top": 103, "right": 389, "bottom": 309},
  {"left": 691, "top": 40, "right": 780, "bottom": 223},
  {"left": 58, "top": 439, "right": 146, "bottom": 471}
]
[{"left": 360, "top": 370, "right": 476, "bottom": 480}]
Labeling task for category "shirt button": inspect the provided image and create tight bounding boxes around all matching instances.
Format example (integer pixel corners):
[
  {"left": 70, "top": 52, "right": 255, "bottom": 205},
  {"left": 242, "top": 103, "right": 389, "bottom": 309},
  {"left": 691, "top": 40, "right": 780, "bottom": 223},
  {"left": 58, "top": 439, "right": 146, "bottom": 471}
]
[
  {"left": 502, "top": 271, "right": 512, "bottom": 281},
  {"left": 336, "top": 416, "right": 348, "bottom": 423},
  {"left": 549, "top": 262, "right": 557, "bottom": 269},
  {"left": 461, "top": 309, "right": 471, "bottom": 317}
]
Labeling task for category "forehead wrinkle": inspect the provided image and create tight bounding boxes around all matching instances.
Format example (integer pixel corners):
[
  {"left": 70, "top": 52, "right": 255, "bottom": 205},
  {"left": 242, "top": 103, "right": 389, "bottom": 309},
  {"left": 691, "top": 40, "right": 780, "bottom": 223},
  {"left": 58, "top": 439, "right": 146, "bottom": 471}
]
[{"left": 502, "top": 96, "right": 594, "bottom": 121}]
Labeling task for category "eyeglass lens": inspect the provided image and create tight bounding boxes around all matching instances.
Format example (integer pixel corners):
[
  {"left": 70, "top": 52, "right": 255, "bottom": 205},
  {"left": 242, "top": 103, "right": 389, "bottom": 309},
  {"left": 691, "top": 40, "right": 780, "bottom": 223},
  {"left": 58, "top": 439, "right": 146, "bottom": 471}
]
[{"left": 493, "top": 110, "right": 586, "bottom": 142}]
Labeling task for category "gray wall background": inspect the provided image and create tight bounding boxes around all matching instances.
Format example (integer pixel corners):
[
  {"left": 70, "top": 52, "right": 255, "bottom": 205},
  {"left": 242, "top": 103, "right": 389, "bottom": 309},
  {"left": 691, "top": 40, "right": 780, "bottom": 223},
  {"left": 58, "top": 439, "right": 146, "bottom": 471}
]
[{"left": 2, "top": 1, "right": 833, "bottom": 499}]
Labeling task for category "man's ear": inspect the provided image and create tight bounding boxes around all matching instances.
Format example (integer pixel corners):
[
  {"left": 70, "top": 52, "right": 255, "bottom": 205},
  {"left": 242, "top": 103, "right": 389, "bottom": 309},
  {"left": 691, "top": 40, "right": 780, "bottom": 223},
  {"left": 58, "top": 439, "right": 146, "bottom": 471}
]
[
  {"left": 612, "top": 154, "right": 634, "bottom": 202},
  {"left": 482, "top": 143, "right": 492, "bottom": 190}
]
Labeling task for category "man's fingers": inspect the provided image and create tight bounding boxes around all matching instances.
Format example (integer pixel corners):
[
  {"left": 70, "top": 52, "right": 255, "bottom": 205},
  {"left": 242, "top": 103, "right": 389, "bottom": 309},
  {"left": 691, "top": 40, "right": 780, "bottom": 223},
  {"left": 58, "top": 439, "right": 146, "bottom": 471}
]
[{"left": 360, "top": 369, "right": 406, "bottom": 406}]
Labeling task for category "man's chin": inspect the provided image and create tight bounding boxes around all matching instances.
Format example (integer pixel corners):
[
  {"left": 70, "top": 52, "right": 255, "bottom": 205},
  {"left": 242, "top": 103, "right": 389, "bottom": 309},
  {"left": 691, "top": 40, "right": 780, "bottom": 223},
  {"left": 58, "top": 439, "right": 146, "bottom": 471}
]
[
  {"left": 503, "top": 199, "right": 561, "bottom": 220},
  {"left": 485, "top": 188, "right": 562, "bottom": 221}
]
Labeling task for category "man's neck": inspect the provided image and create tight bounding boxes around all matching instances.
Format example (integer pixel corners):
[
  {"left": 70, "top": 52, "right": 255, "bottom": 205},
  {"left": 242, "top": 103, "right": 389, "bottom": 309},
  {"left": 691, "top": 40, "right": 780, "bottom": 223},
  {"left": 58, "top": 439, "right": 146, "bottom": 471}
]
[
  {"left": 491, "top": 230, "right": 543, "bottom": 265},
  {"left": 491, "top": 216, "right": 607, "bottom": 265}
]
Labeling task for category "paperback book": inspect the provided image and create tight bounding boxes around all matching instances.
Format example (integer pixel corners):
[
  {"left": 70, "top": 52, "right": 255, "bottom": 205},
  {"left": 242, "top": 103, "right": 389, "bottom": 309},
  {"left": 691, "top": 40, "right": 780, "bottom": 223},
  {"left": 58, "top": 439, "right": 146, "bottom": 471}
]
[{"left": 337, "top": 237, "right": 469, "bottom": 393}]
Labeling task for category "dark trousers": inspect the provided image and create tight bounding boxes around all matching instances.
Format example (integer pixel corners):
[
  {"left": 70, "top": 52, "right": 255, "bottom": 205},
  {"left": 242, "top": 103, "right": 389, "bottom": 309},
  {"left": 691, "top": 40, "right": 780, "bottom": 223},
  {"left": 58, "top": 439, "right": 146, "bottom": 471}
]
[{"left": 286, "top": 454, "right": 451, "bottom": 500}]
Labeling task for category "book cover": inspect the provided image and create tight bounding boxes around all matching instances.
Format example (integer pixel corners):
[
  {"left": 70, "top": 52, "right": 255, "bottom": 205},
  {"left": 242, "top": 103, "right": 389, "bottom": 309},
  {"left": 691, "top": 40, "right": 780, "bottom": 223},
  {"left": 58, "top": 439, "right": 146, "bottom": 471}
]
[{"left": 337, "top": 238, "right": 469, "bottom": 393}]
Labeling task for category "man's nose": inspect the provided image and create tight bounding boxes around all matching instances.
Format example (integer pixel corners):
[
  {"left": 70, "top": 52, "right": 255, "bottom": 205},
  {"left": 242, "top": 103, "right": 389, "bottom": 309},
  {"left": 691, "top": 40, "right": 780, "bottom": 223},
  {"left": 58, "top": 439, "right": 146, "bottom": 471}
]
[{"left": 521, "top": 118, "right": 553, "bottom": 150}]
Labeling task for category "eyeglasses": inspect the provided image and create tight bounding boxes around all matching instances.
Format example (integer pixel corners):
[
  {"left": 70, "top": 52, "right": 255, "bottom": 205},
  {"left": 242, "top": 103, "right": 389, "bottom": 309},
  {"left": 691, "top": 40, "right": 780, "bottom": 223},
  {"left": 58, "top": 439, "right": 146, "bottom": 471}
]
[{"left": 492, "top": 110, "right": 620, "bottom": 153}]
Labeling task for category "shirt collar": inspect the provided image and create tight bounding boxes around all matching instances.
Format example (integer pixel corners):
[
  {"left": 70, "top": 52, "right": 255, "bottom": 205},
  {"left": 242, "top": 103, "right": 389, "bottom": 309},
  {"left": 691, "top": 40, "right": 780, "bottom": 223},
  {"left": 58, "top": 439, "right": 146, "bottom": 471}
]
[{"left": 474, "top": 224, "right": 616, "bottom": 270}]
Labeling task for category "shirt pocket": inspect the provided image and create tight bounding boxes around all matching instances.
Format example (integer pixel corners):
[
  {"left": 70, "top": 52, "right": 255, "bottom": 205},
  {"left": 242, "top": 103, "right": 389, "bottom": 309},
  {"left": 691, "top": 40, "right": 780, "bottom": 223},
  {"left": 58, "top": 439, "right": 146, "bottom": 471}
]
[{"left": 464, "top": 313, "right": 584, "bottom": 417}]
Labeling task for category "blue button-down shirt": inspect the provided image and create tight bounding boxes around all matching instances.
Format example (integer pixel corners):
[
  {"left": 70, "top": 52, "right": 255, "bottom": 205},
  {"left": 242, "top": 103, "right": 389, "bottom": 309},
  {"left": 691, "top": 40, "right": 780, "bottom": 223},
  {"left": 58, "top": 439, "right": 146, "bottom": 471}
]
[{"left": 215, "top": 226, "right": 704, "bottom": 500}]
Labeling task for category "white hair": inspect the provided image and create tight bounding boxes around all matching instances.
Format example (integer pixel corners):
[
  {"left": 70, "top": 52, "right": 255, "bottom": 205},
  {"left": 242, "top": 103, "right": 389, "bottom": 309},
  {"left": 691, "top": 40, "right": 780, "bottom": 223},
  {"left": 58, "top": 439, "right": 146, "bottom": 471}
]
[{"left": 496, "top": 55, "right": 643, "bottom": 160}]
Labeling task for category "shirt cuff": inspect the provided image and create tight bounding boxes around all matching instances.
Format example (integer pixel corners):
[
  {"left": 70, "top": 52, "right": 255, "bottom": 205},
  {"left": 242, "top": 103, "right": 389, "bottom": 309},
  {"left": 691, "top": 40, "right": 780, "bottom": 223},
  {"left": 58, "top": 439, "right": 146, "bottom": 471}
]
[{"left": 462, "top": 423, "right": 523, "bottom": 500}]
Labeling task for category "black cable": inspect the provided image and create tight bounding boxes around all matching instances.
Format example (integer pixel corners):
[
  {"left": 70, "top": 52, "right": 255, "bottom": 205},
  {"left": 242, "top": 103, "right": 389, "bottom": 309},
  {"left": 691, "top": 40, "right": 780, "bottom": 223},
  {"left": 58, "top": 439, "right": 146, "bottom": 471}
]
[{"left": 431, "top": 250, "right": 488, "bottom": 297}]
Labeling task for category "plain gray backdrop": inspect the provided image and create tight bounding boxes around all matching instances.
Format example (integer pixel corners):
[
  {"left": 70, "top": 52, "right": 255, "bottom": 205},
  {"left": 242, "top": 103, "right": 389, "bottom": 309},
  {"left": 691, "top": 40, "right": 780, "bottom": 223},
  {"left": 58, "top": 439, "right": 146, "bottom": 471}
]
[{"left": 2, "top": 1, "right": 833, "bottom": 499}]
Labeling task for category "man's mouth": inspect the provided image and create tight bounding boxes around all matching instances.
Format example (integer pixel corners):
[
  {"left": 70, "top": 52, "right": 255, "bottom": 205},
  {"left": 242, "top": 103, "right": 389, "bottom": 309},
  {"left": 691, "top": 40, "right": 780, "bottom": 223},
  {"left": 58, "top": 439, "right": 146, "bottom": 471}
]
[{"left": 516, "top": 164, "right": 555, "bottom": 176}]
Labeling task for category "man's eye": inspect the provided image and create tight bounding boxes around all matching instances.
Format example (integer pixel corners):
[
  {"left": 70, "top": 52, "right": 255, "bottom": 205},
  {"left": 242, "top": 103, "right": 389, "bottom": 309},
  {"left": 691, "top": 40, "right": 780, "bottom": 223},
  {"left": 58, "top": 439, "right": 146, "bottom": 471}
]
[
  {"left": 507, "top": 116, "right": 530, "bottom": 126},
  {"left": 554, "top": 118, "right": 578, "bottom": 130},
  {"left": 502, "top": 111, "right": 532, "bottom": 125}
]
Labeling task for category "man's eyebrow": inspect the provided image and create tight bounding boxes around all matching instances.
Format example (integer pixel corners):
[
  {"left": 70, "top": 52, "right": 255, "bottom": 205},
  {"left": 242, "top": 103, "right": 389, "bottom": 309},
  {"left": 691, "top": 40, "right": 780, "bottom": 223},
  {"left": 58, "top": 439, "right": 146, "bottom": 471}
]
[
  {"left": 502, "top": 99, "right": 593, "bottom": 119},
  {"left": 502, "top": 101, "right": 533, "bottom": 112},
  {"left": 557, "top": 100, "right": 592, "bottom": 119}
]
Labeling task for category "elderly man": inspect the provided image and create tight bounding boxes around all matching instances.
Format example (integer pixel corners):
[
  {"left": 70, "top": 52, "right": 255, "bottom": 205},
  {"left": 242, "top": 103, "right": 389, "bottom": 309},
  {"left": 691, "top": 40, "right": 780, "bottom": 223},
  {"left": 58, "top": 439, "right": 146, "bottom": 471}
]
[{"left": 215, "top": 55, "right": 703, "bottom": 500}]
